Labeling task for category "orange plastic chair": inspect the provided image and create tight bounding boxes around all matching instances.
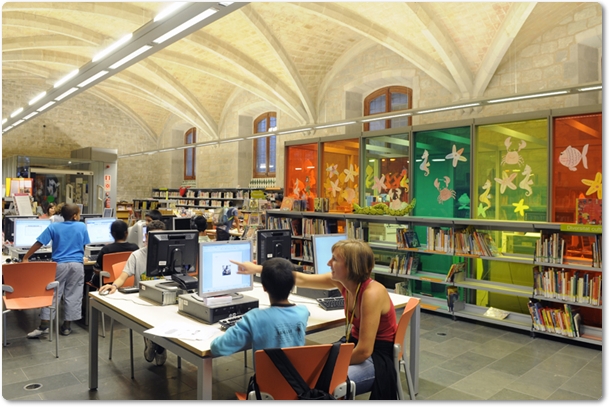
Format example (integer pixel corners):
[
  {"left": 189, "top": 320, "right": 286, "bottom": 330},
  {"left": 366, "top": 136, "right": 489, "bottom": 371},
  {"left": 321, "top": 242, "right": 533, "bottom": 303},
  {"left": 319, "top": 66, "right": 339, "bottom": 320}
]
[
  {"left": 2, "top": 262, "right": 60, "bottom": 357},
  {"left": 394, "top": 297, "right": 420, "bottom": 400},
  {"left": 240, "top": 343, "right": 356, "bottom": 400},
  {"left": 99, "top": 252, "right": 134, "bottom": 337}
]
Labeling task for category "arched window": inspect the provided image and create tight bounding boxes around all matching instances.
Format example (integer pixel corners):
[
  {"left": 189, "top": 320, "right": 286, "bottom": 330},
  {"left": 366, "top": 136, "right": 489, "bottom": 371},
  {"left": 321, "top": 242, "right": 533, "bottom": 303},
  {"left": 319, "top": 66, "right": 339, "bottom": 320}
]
[
  {"left": 363, "top": 86, "right": 413, "bottom": 131},
  {"left": 184, "top": 127, "right": 196, "bottom": 180},
  {"left": 253, "top": 112, "right": 277, "bottom": 178}
]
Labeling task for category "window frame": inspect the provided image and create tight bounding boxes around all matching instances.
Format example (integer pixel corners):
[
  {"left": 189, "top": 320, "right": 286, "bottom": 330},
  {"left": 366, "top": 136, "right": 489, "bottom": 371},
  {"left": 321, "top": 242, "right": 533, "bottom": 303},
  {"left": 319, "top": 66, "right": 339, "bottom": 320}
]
[
  {"left": 363, "top": 86, "right": 413, "bottom": 131},
  {"left": 183, "top": 127, "right": 196, "bottom": 180},
  {"left": 253, "top": 112, "right": 277, "bottom": 178}
]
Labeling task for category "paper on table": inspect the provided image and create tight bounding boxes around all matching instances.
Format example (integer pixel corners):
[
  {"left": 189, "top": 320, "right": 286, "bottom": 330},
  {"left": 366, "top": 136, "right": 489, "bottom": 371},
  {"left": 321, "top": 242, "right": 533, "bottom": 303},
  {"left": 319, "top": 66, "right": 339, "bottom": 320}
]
[{"left": 145, "top": 322, "right": 221, "bottom": 341}]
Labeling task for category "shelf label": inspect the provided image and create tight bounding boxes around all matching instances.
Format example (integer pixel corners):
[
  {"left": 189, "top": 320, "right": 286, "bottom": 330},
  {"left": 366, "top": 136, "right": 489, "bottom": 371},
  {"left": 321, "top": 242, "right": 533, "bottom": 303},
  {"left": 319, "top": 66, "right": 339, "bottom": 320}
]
[
  {"left": 251, "top": 190, "right": 265, "bottom": 199},
  {"left": 560, "top": 224, "right": 602, "bottom": 234}
]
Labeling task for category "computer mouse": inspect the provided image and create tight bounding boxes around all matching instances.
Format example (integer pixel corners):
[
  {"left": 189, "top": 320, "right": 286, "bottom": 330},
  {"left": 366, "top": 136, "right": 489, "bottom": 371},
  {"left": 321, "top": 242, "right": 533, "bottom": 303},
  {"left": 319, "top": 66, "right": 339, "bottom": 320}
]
[{"left": 99, "top": 289, "right": 111, "bottom": 296}]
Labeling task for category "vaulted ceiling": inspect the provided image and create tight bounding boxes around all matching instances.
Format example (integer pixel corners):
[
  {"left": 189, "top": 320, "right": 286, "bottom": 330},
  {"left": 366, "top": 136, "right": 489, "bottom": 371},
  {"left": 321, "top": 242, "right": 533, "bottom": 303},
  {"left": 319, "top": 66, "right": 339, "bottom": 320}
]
[{"left": 2, "top": 2, "right": 597, "bottom": 143}]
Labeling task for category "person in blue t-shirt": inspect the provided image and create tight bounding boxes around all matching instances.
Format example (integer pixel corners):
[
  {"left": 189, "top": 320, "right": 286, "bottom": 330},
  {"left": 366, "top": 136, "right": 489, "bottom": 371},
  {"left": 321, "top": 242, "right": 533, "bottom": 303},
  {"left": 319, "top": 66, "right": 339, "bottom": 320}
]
[
  {"left": 215, "top": 201, "right": 240, "bottom": 241},
  {"left": 22, "top": 203, "right": 90, "bottom": 337},
  {"left": 210, "top": 258, "right": 310, "bottom": 356}
]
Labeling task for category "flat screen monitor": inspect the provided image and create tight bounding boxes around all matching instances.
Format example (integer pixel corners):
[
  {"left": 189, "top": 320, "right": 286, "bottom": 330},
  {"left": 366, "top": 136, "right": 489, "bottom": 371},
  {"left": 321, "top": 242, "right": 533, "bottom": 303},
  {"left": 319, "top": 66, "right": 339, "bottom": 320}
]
[
  {"left": 102, "top": 208, "right": 114, "bottom": 218},
  {"left": 77, "top": 204, "right": 84, "bottom": 214},
  {"left": 312, "top": 233, "right": 347, "bottom": 274},
  {"left": 126, "top": 220, "right": 147, "bottom": 248},
  {"left": 13, "top": 219, "right": 52, "bottom": 248},
  {"left": 2, "top": 215, "right": 38, "bottom": 243},
  {"left": 146, "top": 230, "right": 199, "bottom": 278},
  {"left": 198, "top": 240, "right": 253, "bottom": 298},
  {"left": 256, "top": 229, "right": 291, "bottom": 265},
  {"left": 160, "top": 215, "right": 176, "bottom": 231},
  {"left": 173, "top": 217, "right": 192, "bottom": 231},
  {"left": 85, "top": 217, "right": 116, "bottom": 245},
  {"left": 80, "top": 213, "right": 102, "bottom": 223}
]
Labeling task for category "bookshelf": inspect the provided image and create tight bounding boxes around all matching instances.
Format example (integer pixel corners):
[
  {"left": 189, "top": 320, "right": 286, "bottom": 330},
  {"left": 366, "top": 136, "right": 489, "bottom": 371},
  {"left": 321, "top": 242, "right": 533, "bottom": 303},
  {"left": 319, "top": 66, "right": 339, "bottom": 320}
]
[
  {"left": 151, "top": 188, "right": 252, "bottom": 210},
  {"left": 265, "top": 210, "right": 602, "bottom": 345}
]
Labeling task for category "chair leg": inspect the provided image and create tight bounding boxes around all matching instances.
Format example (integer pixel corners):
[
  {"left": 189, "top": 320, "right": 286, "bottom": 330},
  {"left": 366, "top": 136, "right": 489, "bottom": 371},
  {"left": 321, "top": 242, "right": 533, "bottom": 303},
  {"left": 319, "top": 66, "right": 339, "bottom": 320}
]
[
  {"left": 101, "top": 312, "right": 106, "bottom": 338},
  {"left": 401, "top": 359, "right": 416, "bottom": 400},
  {"left": 108, "top": 319, "right": 114, "bottom": 359},
  {"left": 178, "top": 356, "right": 182, "bottom": 369},
  {"left": 3, "top": 310, "right": 8, "bottom": 347},
  {"left": 395, "top": 359, "right": 405, "bottom": 400},
  {"left": 129, "top": 329, "right": 134, "bottom": 379}
]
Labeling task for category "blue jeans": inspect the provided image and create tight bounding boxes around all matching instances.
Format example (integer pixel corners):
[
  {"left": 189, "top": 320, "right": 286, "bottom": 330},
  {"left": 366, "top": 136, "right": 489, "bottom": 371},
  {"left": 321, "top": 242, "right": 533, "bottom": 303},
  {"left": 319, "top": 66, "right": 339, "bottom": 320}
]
[{"left": 348, "top": 356, "right": 375, "bottom": 395}]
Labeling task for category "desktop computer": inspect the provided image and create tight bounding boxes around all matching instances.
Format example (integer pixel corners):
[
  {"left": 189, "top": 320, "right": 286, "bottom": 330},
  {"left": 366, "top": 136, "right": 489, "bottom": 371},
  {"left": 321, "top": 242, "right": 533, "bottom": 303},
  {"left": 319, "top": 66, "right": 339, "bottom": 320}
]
[
  {"left": 8, "top": 246, "right": 52, "bottom": 262},
  {"left": 294, "top": 286, "right": 340, "bottom": 299},
  {"left": 177, "top": 293, "right": 259, "bottom": 324}
]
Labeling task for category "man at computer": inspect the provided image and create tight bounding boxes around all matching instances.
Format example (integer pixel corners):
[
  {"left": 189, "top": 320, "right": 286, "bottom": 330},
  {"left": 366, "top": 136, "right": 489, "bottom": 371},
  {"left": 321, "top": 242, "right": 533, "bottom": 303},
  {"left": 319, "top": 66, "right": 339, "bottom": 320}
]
[{"left": 92, "top": 220, "right": 139, "bottom": 273}]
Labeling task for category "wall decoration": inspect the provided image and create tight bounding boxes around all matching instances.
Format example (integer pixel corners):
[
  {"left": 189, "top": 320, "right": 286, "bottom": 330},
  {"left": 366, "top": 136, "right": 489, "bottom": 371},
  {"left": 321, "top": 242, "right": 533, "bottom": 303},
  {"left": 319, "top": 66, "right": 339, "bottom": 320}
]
[
  {"left": 388, "top": 188, "right": 403, "bottom": 210},
  {"left": 501, "top": 137, "right": 526, "bottom": 167},
  {"left": 519, "top": 165, "right": 534, "bottom": 196},
  {"left": 342, "top": 187, "right": 356, "bottom": 204},
  {"left": 328, "top": 179, "right": 341, "bottom": 197},
  {"left": 419, "top": 150, "right": 430, "bottom": 176},
  {"left": 581, "top": 172, "right": 602, "bottom": 199},
  {"left": 479, "top": 179, "right": 492, "bottom": 209},
  {"left": 559, "top": 144, "right": 589, "bottom": 171},
  {"left": 373, "top": 175, "right": 387, "bottom": 194},
  {"left": 399, "top": 168, "right": 409, "bottom": 191},
  {"left": 577, "top": 198, "right": 602, "bottom": 224},
  {"left": 343, "top": 164, "right": 358, "bottom": 183},
  {"left": 457, "top": 193, "right": 470, "bottom": 210},
  {"left": 494, "top": 171, "right": 517, "bottom": 194},
  {"left": 512, "top": 198, "right": 529, "bottom": 217},
  {"left": 434, "top": 176, "right": 456, "bottom": 204},
  {"left": 477, "top": 203, "right": 488, "bottom": 218},
  {"left": 445, "top": 144, "right": 467, "bottom": 167},
  {"left": 326, "top": 163, "right": 339, "bottom": 178},
  {"left": 365, "top": 165, "right": 375, "bottom": 189}
]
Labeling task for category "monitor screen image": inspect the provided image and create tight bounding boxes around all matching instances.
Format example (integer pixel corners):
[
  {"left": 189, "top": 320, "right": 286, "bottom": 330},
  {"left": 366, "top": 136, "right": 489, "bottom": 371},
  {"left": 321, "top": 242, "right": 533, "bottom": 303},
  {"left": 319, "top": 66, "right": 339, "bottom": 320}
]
[
  {"left": 13, "top": 219, "right": 52, "bottom": 248},
  {"left": 146, "top": 230, "right": 199, "bottom": 278},
  {"left": 85, "top": 217, "right": 116, "bottom": 245},
  {"left": 102, "top": 208, "right": 114, "bottom": 218},
  {"left": 80, "top": 213, "right": 103, "bottom": 223},
  {"left": 256, "top": 229, "right": 291, "bottom": 265},
  {"left": 173, "top": 217, "right": 192, "bottom": 231},
  {"left": 160, "top": 215, "right": 176, "bottom": 231},
  {"left": 312, "top": 233, "right": 347, "bottom": 274},
  {"left": 198, "top": 240, "right": 253, "bottom": 298},
  {"left": 2, "top": 215, "right": 39, "bottom": 243}
]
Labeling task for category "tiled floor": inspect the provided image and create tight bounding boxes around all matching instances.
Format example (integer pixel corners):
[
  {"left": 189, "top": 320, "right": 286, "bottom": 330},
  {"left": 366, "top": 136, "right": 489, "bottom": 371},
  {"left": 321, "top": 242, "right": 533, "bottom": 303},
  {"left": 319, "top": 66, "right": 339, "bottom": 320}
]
[{"left": 2, "top": 307, "right": 602, "bottom": 400}]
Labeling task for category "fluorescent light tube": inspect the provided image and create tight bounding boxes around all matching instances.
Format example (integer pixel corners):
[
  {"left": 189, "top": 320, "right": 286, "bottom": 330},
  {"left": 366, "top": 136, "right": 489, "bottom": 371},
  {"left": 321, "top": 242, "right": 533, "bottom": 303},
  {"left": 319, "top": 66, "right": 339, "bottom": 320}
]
[
  {"left": 77, "top": 71, "right": 109, "bottom": 88},
  {"left": 417, "top": 103, "right": 480, "bottom": 114},
  {"left": 294, "top": 167, "right": 302, "bottom": 171},
  {"left": 10, "top": 107, "right": 23, "bottom": 118},
  {"left": 12, "top": 120, "right": 24, "bottom": 126},
  {"left": 92, "top": 34, "right": 133, "bottom": 62},
  {"left": 3, "top": 125, "right": 13, "bottom": 131},
  {"left": 314, "top": 121, "right": 356, "bottom": 129},
  {"left": 220, "top": 138, "right": 244, "bottom": 144},
  {"left": 37, "top": 101, "right": 56, "bottom": 112},
  {"left": 488, "top": 91, "right": 568, "bottom": 104},
  {"left": 159, "top": 148, "right": 176, "bottom": 152},
  {"left": 1, "top": 118, "right": 6, "bottom": 124},
  {"left": 154, "top": 2, "right": 187, "bottom": 22},
  {"left": 23, "top": 112, "right": 39, "bottom": 120},
  {"left": 277, "top": 128, "right": 312, "bottom": 135},
  {"left": 196, "top": 142, "right": 218, "bottom": 147},
  {"left": 579, "top": 86, "right": 602, "bottom": 92},
  {"left": 55, "top": 87, "right": 79, "bottom": 101},
  {"left": 247, "top": 134, "right": 273, "bottom": 139},
  {"left": 28, "top": 92, "right": 46, "bottom": 105},
  {"left": 431, "top": 158, "right": 446, "bottom": 162},
  {"left": 153, "top": 8, "right": 218, "bottom": 44},
  {"left": 175, "top": 145, "right": 191, "bottom": 150},
  {"left": 360, "top": 113, "right": 411, "bottom": 123},
  {"left": 54, "top": 69, "right": 79, "bottom": 88},
  {"left": 219, "top": 2, "right": 234, "bottom": 6},
  {"left": 109, "top": 45, "right": 152, "bottom": 69}
]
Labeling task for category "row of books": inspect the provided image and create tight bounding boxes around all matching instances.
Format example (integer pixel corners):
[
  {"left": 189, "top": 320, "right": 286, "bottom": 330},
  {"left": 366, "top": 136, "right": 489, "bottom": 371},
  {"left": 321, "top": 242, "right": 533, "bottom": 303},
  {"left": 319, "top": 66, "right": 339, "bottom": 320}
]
[
  {"left": 591, "top": 237, "right": 602, "bottom": 268},
  {"left": 346, "top": 219, "right": 369, "bottom": 241},
  {"left": 535, "top": 233, "right": 564, "bottom": 264},
  {"left": 396, "top": 228, "right": 420, "bottom": 249},
  {"left": 267, "top": 217, "right": 302, "bottom": 236},
  {"left": 445, "top": 262, "right": 466, "bottom": 282},
  {"left": 291, "top": 239, "right": 313, "bottom": 262},
  {"left": 302, "top": 218, "right": 338, "bottom": 236},
  {"left": 527, "top": 301, "right": 581, "bottom": 338},
  {"left": 387, "top": 252, "right": 420, "bottom": 275},
  {"left": 533, "top": 266, "right": 602, "bottom": 306}
]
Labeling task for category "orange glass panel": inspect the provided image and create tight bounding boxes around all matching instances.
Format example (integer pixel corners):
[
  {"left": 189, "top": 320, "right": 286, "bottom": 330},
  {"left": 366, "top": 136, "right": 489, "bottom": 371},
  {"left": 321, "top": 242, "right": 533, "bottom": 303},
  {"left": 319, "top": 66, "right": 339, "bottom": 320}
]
[
  {"left": 285, "top": 143, "right": 318, "bottom": 202},
  {"left": 321, "top": 138, "right": 360, "bottom": 212}
]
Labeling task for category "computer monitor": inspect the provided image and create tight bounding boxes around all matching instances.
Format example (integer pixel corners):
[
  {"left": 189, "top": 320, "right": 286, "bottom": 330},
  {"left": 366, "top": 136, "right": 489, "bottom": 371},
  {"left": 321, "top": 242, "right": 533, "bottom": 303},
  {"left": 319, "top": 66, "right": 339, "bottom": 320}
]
[
  {"left": 13, "top": 219, "right": 52, "bottom": 249},
  {"left": 312, "top": 233, "right": 347, "bottom": 274},
  {"left": 173, "top": 217, "right": 192, "bottom": 231},
  {"left": 77, "top": 204, "right": 84, "bottom": 214},
  {"left": 2, "top": 215, "right": 39, "bottom": 243},
  {"left": 126, "top": 220, "right": 147, "bottom": 248},
  {"left": 80, "top": 213, "right": 103, "bottom": 223},
  {"left": 146, "top": 230, "right": 198, "bottom": 280},
  {"left": 198, "top": 240, "right": 253, "bottom": 298},
  {"left": 85, "top": 217, "right": 116, "bottom": 245},
  {"left": 160, "top": 215, "right": 176, "bottom": 231},
  {"left": 102, "top": 208, "right": 114, "bottom": 218},
  {"left": 256, "top": 229, "right": 291, "bottom": 265}
]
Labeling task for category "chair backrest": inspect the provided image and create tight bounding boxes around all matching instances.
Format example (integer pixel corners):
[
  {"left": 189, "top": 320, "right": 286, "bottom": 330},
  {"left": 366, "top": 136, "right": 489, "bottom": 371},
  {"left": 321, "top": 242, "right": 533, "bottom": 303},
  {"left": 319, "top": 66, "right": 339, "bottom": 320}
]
[
  {"left": 111, "top": 260, "right": 133, "bottom": 286},
  {"left": 102, "top": 251, "right": 134, "bottom": 285},
  {"left": 253, "top": 343, "right": 354, "bottom": 400},
  {"left": 2, "top": 262, "right": 57, "bottom": 300},
  {"left": 394, "top": 298, "right": 420, "bottom": 360}
]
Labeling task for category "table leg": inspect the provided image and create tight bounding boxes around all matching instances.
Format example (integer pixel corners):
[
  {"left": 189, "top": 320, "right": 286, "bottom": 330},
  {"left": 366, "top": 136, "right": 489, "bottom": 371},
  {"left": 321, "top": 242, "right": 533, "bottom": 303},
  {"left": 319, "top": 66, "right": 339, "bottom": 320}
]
[
  {"left": 408, "top": 305, "right": 420, "bottom": 394},
  {"left": 196, "top": 358, "right": 213, "bottom": 400},
  {"left": 88, "top": 299, "right": 99, "bottom": 390}
]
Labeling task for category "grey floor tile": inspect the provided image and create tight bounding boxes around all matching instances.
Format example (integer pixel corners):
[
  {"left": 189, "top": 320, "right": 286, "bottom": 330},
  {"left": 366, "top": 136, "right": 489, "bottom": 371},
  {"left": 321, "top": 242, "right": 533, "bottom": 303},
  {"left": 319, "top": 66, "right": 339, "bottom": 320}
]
[
  {"left": 558, "top": 367, "right": 603, "bottom": 399},
  {"left": 468, "top": 338, "right": 525, "bottom": 359},
  {"left": 415, "top": 377, "right": 447, "bottom": 400},
  {"left": 419, "top": 366, "right": 466, "bottom": 387},
  {"left": 419, "top": 337, "right": 476, "bottom": 358},
  {"left": 438, "top": 351, "right": 496, "bottom": 376},
  {"left": 2, "top": 367, "right": 28, "bottom": 386},
  {"left": 546, "top": 388, "right": 598, "bottom": 400},
  {"left": 427, "top": 387, "right": 484, "bottom": 400},
  {"left": 488, "top": 388, "right": 542, "bottom": 400},
  {"left": 486, "top": 351, "right": 542, "bottom": 376},
  {"left": 449, "top": 367, "right": 520, "bottom": 399},
  {"left": 534, "top": 353, "right": 589, "bottom": 377},
  {"left": 419, "top": 349, "right": 452, "bottom": 372},
  {"left": 496, "top": 330, "right": 535, "bottom": 345},
  {"left": 556, "top": 343, "right": 602, "bottom": 361},
  {"left": 582, "top": 353, "right": 602, "bottom": 373},
  {"left": 450, "top": 329, "right": 499, "bottom": 344},
  {"left": 505, "top": 367, "right": 570, "bottom": 399},
  {"left": 3, "top": 372, "right": 81, "bottom": 400}
]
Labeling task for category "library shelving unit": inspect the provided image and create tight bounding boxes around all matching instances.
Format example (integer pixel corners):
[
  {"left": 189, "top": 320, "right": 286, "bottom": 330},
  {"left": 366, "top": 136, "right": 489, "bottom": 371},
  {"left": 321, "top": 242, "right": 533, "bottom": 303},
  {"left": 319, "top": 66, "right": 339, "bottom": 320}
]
[
  {"left": 151, "top": 188, "right": 252, "bottom": 210},
  {"left": 265, "top": 209, "right": 602, "bottom": 346}
]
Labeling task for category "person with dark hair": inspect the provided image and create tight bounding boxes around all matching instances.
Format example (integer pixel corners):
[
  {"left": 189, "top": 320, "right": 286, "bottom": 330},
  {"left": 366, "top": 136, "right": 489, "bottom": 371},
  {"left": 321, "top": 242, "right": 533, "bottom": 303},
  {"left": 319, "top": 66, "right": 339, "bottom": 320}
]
[
  {"left": 39, "top": 202, "right": 56, "bottom": 219},
  {"left": 210, "top": 258, "right": 309, "bottom": 357},
  {"left": 214, "top": 201, "right": 240, "bottom": 241},
  {"left": 92, "top": 220, "right": 139, "bottom": 273},
  {"left": 23, "top": 203, "right": 90, "bottom": 337},
  {"left": 192, "top": 215, "right": 210, "bottom": 243},
  {"left": 145, "top": 209, "right": 163, "bottom": 222}
]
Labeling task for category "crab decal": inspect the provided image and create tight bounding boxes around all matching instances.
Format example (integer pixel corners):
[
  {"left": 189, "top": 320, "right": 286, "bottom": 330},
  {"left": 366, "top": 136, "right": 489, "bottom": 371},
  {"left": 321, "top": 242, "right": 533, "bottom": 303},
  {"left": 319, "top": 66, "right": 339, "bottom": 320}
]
[
  {"left": 434, "top": 176, "right": 456, "bottom": 204},
  {"left": 501, "top": 137, "right": 526, "bottom": 166}
]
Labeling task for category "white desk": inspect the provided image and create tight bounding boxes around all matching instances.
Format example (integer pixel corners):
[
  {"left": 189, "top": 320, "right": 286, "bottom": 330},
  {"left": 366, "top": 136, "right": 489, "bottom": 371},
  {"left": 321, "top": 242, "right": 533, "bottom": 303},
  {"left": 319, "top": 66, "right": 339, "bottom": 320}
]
[{"left": 88, "top": 283, "right": 419, "bottom": 400}]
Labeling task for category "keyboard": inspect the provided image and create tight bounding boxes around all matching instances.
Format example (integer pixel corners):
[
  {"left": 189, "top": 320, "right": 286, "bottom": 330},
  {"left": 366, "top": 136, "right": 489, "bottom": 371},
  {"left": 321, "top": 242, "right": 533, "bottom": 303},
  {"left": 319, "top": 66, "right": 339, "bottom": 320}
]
[
  {"left": 219, "top": 314, "right": 243, "bottom": 330},
  {"left": 317, "top": 296, "right": 345, "bottom": 311}
]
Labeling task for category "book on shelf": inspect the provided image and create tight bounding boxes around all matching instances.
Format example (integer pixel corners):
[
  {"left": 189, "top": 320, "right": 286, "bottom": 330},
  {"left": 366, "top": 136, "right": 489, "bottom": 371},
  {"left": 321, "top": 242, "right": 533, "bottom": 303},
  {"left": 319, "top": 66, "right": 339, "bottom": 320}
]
[
  {"left": 576, "top": 197, "right": 602, "bottom": 225},
  {"left": 280, "top": 197, "right": 294, "bottom": 211},
  {"left": 446, "top": 286, "right": 459, "bottom": 313},
  {"left": 404, "top": 230, "right": 420, "bottom": 248},
  {"left": 395, "top": 281, "right": 410, "bottom": 296},
  {"left": 445, "top": 262, "right": 466, "bottom": 283}
]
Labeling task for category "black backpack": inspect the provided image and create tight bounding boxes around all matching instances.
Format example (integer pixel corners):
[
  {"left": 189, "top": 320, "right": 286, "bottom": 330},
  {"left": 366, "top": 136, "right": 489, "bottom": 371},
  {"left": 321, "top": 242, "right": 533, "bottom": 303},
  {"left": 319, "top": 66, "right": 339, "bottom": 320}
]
[{"left": 248, "top": 343, "right": 351, "bottom": 400}]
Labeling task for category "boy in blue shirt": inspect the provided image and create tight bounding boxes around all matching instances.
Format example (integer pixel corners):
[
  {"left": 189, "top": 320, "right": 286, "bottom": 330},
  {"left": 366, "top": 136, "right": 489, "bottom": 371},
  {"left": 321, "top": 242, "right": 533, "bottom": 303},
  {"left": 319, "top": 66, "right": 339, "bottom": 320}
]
[
  {"left": 23, "top": 203, "right": 90, "bottom": 337},
  {"left": 210, "top": 258, "right": 310, "bottom": 356}
]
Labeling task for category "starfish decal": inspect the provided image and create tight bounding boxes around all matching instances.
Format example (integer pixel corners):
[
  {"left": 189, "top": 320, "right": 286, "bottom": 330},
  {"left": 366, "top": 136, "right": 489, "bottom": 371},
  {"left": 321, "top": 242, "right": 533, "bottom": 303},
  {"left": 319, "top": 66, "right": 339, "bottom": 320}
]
[
  {"left": 293, "top": 178, "right": 301, "bottom": 197},
  {"left": 512, "top": 199, "right": 530, "bottom": 217},
  {"left": 372, "top": 175, "right": 387, "bottom": 195},
  {"left": 581, "top": 172, "right": 602, "bottom": 199},
  {"left": 445, "top": 144, "right": 467, "bottom": 168},
  {"left": 477, "top": 203, "right": 488, "bottom": 218},
  {"left": 326, "top": 163, "right": 339, "bottom": 179},
  {"left": 329, "top": 179, "right": 342, "bottom": 197},
  {"left": 343, "top": 164, "right": 359, "bottom": 183},
  {"left": 494, "top": 171, "right": 518, "bottom": 194}
]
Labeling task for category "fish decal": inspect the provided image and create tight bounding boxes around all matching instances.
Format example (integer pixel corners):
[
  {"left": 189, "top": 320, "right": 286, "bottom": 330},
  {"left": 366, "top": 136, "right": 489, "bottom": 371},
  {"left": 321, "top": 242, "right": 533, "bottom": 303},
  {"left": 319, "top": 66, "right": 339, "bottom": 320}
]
[
  {"left": 342, "top": 187, "right": 356, "bottom": 204},
  {"left": 419, "top": 150, "right": 430, "bottom": 176},
  {"left": 559, "top": 144, "right": 588, "bottom": 171},
  {"left": 519, "top": 165, "right": 534, "bottom": 197},
  {"left": 457, "top": 193, "right": 470, "bottom": 210},
  {"left": 479, "top": 179, "right": 492, "bottom": 209}
]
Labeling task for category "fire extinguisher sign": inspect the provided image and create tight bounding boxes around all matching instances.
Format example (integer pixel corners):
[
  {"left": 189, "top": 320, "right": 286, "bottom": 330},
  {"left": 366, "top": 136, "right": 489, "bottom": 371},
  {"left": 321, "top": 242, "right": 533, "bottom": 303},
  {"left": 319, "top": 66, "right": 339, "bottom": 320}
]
[{"left": 104, "top": 175, "right": 111, "bottom": 192}]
